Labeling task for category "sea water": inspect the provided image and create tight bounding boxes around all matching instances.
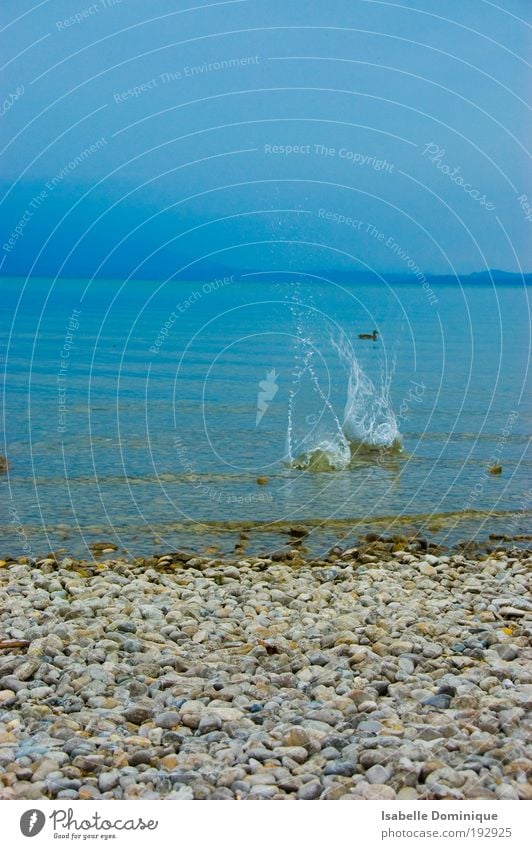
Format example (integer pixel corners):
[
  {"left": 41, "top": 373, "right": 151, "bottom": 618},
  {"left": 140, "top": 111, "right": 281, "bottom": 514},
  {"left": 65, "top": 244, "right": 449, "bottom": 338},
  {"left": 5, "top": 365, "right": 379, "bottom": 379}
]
[{"left": 1, "top": 276, "right": 530, "bottom": 557}]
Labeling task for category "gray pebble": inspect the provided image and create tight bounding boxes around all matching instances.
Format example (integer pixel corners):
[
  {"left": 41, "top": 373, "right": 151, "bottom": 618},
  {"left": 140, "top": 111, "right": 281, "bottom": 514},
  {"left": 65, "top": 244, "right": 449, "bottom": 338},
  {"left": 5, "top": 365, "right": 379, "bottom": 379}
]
[
  {"left": 98, "top": 770, "right": 120, "bottom": 793},
  {"left": 296, "top": 781, "right": 322, "bottom": 800},
  {"left": 422, "top": 694, "right": 452, "bottom": 709},
  {"left": 123, "top": 639, "right": 143, "bottom": 653},
  {"left": 494, "top": 645, "right": 519, "bottom": 661},
  {"left": 124, "top": 705, "right": 153, "bottom": 725},
  {"left": 323, "top": 760, "right": 356, "bottom": 777},
  {"left": 365, "top": 764, "right": 393, "bottom": 784},
  {"left": 154, "top": 711, "right": 180, "bottom": 729}
]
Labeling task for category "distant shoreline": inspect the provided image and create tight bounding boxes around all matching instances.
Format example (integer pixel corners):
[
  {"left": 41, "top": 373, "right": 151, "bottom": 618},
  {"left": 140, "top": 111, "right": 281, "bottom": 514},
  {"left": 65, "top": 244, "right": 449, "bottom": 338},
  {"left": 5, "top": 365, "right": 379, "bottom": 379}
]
[{"left": 1, "top": 271, "right": 531, "bottom": 285}]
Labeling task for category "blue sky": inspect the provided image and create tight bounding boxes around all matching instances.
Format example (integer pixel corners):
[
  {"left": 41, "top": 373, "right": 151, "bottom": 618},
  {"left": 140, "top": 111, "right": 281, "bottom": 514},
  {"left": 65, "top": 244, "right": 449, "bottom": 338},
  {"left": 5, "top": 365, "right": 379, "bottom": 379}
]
[{"left": 1, "top": 0, "right": 530, "bottom": 279}]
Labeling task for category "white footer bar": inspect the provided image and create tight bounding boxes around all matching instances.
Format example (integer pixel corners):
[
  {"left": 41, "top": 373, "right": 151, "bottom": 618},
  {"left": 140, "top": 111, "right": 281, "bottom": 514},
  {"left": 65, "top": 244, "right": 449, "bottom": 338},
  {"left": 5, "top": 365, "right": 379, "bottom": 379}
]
[{"left": 3, "top": 800, "right": 530, "bottom": 848}]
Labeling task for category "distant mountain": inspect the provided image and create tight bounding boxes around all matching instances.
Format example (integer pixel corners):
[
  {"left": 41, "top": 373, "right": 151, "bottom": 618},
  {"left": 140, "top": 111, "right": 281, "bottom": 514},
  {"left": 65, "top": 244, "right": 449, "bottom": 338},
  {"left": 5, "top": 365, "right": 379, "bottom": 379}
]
[
  {"left": 1, "top": 269, "right": 530, "bottom": 284},
  {"left": 467, "top": 270, "right": 531, "bottom": 282},
  {"left": 170, "top": 268, "right": 532, "bottom": 284}
]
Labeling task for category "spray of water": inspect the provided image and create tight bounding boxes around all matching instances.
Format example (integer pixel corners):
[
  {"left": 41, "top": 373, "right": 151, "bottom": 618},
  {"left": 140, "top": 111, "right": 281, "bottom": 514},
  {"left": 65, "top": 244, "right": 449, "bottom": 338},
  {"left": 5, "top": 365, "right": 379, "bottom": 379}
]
[
  {"left": 285, "top": 303, "right": 351, "bottom": 470},
  {"left": 285, "top": 304, "right": 401, "bottom": 471},
  {"left": 332, "top": 334, "right": 401, "bottom": 451}
]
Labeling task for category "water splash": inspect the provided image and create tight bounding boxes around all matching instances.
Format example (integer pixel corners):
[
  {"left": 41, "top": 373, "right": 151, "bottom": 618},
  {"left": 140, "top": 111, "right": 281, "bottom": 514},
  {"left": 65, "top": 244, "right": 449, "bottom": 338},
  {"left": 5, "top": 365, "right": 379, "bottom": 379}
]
[
  {"left": 285, "top": 291, "right": 351, "bottom": 471},
  {"left": 332, "top": 334, "right": 401, "bottom": 451},
  {"left": 285, "top": 300, "right": 401, "bottom": 471}
]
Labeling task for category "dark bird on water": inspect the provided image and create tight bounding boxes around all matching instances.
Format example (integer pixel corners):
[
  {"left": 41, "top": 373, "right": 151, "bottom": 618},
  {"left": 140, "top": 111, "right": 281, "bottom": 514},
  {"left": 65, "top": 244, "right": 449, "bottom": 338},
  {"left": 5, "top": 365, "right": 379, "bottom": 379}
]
[{"left": 358, "top": 330, "right": 379, "bottom": 340}]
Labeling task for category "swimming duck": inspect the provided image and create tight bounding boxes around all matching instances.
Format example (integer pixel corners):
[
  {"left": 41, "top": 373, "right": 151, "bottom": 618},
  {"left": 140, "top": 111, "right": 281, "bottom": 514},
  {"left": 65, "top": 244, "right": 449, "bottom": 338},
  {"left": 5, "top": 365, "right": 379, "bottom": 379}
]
[{"left": 358, "top": 330, "right": 378, "bottom": 340}]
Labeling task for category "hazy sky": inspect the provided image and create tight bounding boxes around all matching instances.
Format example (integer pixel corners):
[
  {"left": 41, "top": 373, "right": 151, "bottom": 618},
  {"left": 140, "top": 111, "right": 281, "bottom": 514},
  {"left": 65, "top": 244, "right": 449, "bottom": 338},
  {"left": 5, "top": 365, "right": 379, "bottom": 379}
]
[{"left": 1, "top": 0, "right": 530, "bottom": 279}]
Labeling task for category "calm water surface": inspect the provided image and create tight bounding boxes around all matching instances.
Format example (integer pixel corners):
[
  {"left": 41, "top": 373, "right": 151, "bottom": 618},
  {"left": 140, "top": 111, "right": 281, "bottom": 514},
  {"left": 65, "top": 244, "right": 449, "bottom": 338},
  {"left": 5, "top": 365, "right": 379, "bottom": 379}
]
[{"left": 1, "top": 276, "right": 530, "bottom": 557}]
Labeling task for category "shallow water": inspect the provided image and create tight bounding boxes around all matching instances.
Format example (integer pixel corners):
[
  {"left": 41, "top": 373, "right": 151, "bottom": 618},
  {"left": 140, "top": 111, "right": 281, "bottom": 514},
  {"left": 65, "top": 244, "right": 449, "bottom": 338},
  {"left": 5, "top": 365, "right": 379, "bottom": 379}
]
[{"left": 1, "top": 276, "right": 530, "bottom": 558}]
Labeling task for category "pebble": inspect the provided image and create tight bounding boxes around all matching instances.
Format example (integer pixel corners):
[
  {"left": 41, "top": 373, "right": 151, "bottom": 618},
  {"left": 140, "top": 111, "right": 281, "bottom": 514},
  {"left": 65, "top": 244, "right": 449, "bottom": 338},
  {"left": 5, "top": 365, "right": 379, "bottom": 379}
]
[
  {"left": 99, "top": 770, "right": 120, "bottom": 793},
  {"left": 14, "top": 660, "right": 40, "bottom": 682},
  {"left": 123, "top": 639, "right": 143, "bottom": 653},
  {"left": 0, "top": 545, "right": 529, "bottom": 801},
  {"left": 398, "top": 656, "right": 415, "bottom": 674},
  {"left": 357, "top": 781, "right": 397, "bottom": 800},
  {"left": 154, "top": 711, "right": 180, "bottom": 729},
  {"left": 124, "top": 706, "right": 153, "bottom": 725},
  {"left": 296, "top": 781, "right": 322, "bottom": 800},
  {"left": 198, "top": 714, "right": 222, "bottom": 733},
  {"left": 422, "top": 694, "right": 452, "bottom": 709},
  {"left": 494, "top": 645, "right": 519, "bottom": 661},
  {"left": 365, "top": 764, "right": 393, "bottom": 784},
  {"left": 0, "top": 690, "right": 16, "bottom": 706},
  {"left": 397, "top": 787, "right": 418, "bottom": 799},
  {"left": 323, "top": 760, "right": 356, "bottom": 777}
]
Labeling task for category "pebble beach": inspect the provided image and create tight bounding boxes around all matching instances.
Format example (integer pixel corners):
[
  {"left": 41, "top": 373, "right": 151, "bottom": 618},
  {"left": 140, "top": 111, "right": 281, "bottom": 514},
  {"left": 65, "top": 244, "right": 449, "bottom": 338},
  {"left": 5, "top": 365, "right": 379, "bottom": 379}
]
[{"left": 0, "top": 537, "right": 530, "bottom": 801}]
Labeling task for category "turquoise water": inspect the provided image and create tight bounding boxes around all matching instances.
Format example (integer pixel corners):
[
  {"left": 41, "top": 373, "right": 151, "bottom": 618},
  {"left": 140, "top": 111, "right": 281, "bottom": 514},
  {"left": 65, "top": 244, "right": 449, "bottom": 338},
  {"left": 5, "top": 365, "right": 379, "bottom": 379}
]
[{"left": 1, "top": 276, "right": 530, "bottom": 558}]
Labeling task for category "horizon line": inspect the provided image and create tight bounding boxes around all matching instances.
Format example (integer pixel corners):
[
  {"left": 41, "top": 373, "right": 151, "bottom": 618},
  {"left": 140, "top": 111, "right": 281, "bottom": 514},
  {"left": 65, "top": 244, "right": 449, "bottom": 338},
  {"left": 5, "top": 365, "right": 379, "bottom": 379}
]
[{"left": 1, "top": 269, "right": 531, "bottom": 283}]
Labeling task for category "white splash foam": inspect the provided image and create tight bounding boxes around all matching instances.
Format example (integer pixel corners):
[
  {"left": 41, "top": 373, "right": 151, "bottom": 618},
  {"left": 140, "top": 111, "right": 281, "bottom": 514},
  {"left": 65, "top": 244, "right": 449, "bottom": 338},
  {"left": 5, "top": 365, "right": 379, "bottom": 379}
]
[
  {"left": 285, "top": 309, "right": 401, "bottom": 471},
  {"left": 333, "top": 334, "right": 401, "bottom": 450}
]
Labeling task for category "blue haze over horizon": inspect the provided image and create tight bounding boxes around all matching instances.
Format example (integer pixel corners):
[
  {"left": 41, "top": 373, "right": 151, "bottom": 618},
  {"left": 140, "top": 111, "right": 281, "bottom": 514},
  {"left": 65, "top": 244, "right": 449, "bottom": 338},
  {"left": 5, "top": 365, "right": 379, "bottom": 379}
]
[{"left": 0, "top": 0, "right": 531, "bottom": 281}]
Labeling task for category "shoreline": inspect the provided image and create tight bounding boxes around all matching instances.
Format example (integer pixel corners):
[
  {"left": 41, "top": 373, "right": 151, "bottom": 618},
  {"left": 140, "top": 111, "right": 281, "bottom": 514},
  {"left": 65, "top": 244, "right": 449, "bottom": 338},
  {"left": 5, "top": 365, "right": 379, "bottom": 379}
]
[
  {"left": 0, "top": 538, "right": 530, "bottom": 801},
  {"left": 2, "top": 510, "right": 531, "bottom": 567}
]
